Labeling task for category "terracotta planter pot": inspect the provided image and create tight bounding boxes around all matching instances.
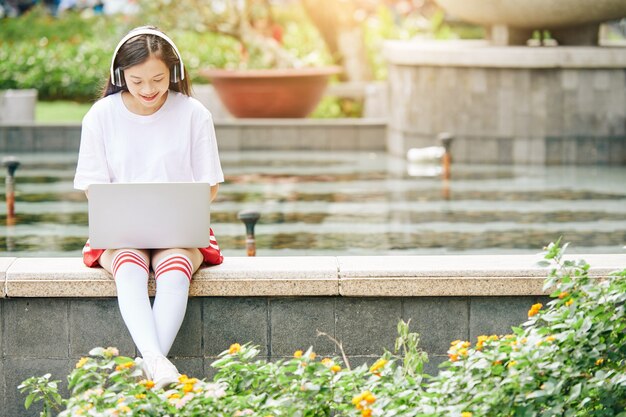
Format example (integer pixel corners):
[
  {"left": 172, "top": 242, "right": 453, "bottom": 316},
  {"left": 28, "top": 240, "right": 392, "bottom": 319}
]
[{"left": 200, "top": 67, "right": 341, "bottom": 118}]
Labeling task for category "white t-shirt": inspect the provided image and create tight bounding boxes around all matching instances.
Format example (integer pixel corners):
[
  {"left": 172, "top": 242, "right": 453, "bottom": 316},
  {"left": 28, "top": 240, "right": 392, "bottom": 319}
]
[{"left": 74, "top": 91, "right": 224, "bottom": 190}]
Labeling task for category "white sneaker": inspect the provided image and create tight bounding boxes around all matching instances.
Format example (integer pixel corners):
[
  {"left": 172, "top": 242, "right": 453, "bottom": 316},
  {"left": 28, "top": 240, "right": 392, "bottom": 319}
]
[
  {"left": 134, "top": 356, "right": 152, "bottom": 380},
  {"left": 151, "top": 355, "right": 181, "bottom": 390}
]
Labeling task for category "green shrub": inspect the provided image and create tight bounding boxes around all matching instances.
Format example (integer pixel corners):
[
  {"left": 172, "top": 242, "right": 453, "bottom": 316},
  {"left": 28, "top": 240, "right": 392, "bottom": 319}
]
[{"left": 19, "top": 249, "right": 626, "bottom": 416}]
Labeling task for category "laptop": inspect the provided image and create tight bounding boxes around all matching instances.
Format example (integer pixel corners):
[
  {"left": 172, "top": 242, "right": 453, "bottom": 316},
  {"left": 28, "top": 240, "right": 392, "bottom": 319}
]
[{"left": 88, "top": 182, "right": 211, "bottom": 249}]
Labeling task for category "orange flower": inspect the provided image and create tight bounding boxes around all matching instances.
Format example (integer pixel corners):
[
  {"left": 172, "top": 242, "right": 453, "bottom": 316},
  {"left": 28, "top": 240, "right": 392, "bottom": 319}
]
[
  {"left": 558, "top": 291, "right": 569, "bottom": 299},
  {"left": 140, "top": 379, "right": 155, "bottom": 390},
  {"left": 115, "top": 361, "right": 134, "bottom": 372},
  {"left": 528, "top": 303, "right": 543, "bottom": 317},
  {"left": 229, "top": 343, "right": 241, "bottom": 355},
  {"left": 330, "top": 365, "right": 341, "bottom": 373},
  {"left": 361, "top": 409, "right": 372, "bottom": 417}
]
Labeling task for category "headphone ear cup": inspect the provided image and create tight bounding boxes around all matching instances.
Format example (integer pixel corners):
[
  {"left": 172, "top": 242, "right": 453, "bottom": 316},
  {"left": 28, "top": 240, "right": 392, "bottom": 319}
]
[
  {"left": 170, "top": 64, "right": 179, "bottom": 83},
  {"left": 114, "top": 67, "right": 125, "bottom": 87}
]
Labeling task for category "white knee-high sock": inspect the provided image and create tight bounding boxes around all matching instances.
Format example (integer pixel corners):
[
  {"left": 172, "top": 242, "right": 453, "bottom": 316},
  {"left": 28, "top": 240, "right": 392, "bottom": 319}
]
[
  {"left": 152, "top": 254, "right": 192, "bottom": 355},
  {"left": 112, "top": 251, "right": 163, "bottom": 357}
]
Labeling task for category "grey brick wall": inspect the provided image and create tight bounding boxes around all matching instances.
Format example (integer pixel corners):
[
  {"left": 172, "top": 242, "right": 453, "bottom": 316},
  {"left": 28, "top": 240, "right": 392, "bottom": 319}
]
[
  {"left": 0, "top": 122, "right": 387, "bottom": 154},
  {"left": 0, "top": 295, "right": 549, "bottom": 417},
  {"left": 387, "top": 65, "right": 626, "bottom": 164}
]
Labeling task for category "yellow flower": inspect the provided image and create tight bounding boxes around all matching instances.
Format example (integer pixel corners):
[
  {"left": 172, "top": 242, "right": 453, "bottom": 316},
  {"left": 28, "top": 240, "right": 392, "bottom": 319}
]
[
  {"left": 595, "top": 358, "right": 605, "bottom": 366},
  {"left": 183, "top": 383, "right": 195, "bottom": 393},
  {"left": 168, "top": 393, "right": 180, "bottom": 399},
  {"left": 508, "top": 360, "right": 517, "bottom": 368},
  {"left": 135, "top": 393, "right": 146, "bottom": 399},
  {"left": 457, "top": 348, "right": 468, "bottom": 357},
  {"left": 369, "top": 359, "right": 388, "bottom": 373},
  {"left": 461, "top": 412, "right": 473, "bottom": 417},
  {"left": 448, "top": 353, "right": 459, "bottom": 362},
  {"left": 565, "top": 299, "right": 574, "bottom": 306},
  {"left": 140, "top": 379, "right": 155, "bottom": 390},
  {"left": 321, "top": 358, "right": 333, "bottom": 367},
  {"left": 294, "top": 350, "right": 303, "bottom": 358},
  {"left": 119, "top": 405, "right": 131, "bottom": 413},
  {"left": 545, "top": 335, "right": 556, "bottom": 342},
  {"left": 309, "top": 352, "right": 317, "bottom": 360},
  {"left": 450, "top": 339, "right": 461, "bottom": 346},
  {"left": 229, "top": 343, "right": 241, "bottom": 355},
  {"left": 75, "top": 357, "right": 89, "bottom": 369},
  {"left": 528, "top": 303, "right": 543, "bottom": 317},
  {"left": 352, "top": 391, "right": 374, "bottom": 409},
  {"left": 115, "top": 362, "right": 134, "bottom": 372},
  {"left": 330, "top": 365, "right": 341, "bottom": 373}
]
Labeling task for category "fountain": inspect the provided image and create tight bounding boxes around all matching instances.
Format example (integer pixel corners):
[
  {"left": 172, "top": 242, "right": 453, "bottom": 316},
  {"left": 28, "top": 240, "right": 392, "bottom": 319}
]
[{"left": 384, "top": 0, "right": 626, "bottom": 164}]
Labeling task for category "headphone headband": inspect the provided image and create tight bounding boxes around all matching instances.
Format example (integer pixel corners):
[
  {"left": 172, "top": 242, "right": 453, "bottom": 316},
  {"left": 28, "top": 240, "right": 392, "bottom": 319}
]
[{"left": 109, "top": 27, "right": 185, "bottom": 84}]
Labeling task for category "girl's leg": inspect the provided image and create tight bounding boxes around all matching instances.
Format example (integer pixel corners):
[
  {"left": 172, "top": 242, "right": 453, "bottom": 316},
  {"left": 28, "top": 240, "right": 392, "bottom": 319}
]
[
  {"left": 150, "top": 248, "right": 203, "bottom": 355},
  {"left": 99, "top": 249, "right": 163, "bottom": 357}
]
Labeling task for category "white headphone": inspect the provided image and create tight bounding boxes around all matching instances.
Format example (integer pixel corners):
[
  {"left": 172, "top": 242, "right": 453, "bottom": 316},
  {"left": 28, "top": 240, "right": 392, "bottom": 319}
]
[{"left": 110, "top": 27, "right": 185, "bottom": 87}]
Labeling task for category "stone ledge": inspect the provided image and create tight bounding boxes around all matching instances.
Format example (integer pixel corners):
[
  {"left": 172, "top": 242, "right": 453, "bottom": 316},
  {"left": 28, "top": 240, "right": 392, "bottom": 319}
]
[
  {"left": 1, "top": 254, "right": 624, "bottom": 298},
  {"left": 384, "top": 40, "right": 626, "bottom": 68}
]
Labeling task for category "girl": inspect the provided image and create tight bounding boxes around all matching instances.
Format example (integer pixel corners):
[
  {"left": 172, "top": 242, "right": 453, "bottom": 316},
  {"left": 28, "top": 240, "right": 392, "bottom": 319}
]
[{"left": 73, "top": 26, "right": 224, "bottom": 389}]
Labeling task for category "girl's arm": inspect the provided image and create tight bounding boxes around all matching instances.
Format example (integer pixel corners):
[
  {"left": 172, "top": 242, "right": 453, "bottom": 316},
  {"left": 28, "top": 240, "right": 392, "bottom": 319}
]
[{"left": 211, "top": 184, "right": 219, "bottom": 202}]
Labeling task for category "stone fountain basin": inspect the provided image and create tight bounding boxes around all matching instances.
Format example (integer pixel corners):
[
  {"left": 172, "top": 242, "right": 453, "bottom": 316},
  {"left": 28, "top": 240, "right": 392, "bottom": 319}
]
[{"left": 435, "top": 0, "right": 626, "bottom": 29}]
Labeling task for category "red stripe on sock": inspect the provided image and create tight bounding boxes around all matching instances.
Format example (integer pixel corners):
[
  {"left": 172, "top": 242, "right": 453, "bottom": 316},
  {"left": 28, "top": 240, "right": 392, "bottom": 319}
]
[
  {"left": 113, "top": 254, "right": 146, "bottom": 274},
  {"left": 113, "top": 258, "right": 150, "bottom": 277},
  {"left": 155, "top": 265, "right": 192, "bottom": 281},
  {"left": 154, "top": 257, "right": 193, "bottom": 282},
  {"left": 155, "top": 256, "right": 192, "bottom": 276},
  {"left": 112, "top": 252, "right": 149, "bottom": 276}
]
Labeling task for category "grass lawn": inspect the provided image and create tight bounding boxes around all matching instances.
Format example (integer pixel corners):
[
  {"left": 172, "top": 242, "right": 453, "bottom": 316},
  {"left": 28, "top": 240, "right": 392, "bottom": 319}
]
[{"left": 36, "top": 101, "right": 91, "bottom": 123}]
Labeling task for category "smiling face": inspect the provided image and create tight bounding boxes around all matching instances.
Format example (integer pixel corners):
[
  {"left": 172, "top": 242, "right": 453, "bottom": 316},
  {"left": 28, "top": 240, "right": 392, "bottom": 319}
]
[{"left": 122, "top": 56, "right": 170, "bottom": 115}]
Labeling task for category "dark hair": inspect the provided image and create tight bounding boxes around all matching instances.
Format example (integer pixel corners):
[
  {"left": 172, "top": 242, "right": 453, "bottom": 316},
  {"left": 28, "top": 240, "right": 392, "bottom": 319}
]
[{"left": 101, "top": 26, "right": 191, "bottom": 98}]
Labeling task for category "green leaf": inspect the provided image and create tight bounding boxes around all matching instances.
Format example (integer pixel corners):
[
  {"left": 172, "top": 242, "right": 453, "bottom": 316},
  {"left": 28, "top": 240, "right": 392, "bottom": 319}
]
[
  {"left": 568, "top": 383, "right": 582, "bottom": 401},
  {"left": 24, "top": 393, "right": 35, "bottom": 410}
]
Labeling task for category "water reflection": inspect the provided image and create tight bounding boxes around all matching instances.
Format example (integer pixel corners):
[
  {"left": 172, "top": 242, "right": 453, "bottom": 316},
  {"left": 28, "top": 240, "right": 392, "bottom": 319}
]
[{"left": 0, "top": 151, "right": 625, "bottom": 256}]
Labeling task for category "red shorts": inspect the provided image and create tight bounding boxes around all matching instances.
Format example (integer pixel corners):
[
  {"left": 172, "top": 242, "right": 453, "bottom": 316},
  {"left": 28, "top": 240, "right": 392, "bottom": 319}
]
[{"left": 82, "top": 228, "right": 224, "bottom": 268}]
